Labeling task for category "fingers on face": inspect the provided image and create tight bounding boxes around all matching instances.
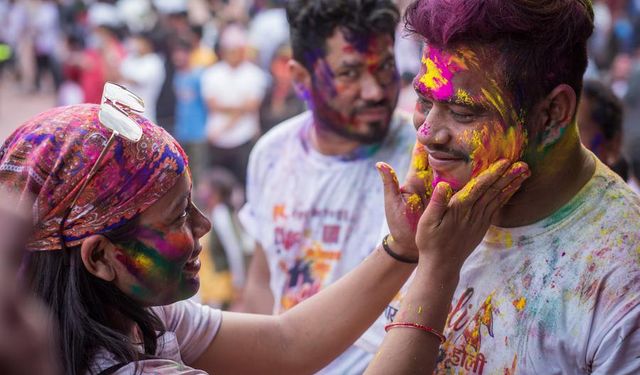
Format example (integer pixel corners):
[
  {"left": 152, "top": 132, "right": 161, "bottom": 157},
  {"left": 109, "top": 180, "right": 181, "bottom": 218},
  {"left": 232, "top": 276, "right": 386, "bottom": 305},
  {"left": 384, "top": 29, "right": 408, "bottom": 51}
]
[
  {"left": 480, "top": 162, "right": 531, "bottom": 221},
  {"left": 452, "top": 159, "right": 511, "bottom": 206},
  {"left": 422, "top": 181, "right": 453, "bottom": 225},
  {"left": 402, "top": 142, "right": 434, "bottom": 199},
  {"left": 451, "top": 160, "right": 531, "bottom": 223}
]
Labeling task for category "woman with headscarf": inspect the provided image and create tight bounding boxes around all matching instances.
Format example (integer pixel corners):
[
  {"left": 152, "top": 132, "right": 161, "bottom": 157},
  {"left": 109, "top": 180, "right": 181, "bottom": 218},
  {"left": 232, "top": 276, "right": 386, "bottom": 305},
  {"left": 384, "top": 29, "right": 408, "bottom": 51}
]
[{"left": 0, "top": 84, "right": 528, "bottom": 375}]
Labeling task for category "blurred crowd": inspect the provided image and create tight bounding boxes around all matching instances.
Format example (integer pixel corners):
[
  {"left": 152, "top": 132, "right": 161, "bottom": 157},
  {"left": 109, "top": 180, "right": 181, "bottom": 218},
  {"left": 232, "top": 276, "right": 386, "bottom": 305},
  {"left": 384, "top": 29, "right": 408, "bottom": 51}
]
[{"left": 0, "top": 0, "right": 639, "bottom": 308}]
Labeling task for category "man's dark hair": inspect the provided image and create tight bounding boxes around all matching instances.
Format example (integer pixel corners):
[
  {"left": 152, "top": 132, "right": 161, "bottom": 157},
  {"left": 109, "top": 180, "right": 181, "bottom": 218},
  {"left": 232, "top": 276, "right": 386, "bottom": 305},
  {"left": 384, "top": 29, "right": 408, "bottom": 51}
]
[
  {"left": 286, "top": 0, "right": 400, "bottom": 70},
  {"left": 405, "top": 0, "right": 594, "bottom": 132},
  {"left": 582, "top": 79, "right": 623, "bottom": 141}
]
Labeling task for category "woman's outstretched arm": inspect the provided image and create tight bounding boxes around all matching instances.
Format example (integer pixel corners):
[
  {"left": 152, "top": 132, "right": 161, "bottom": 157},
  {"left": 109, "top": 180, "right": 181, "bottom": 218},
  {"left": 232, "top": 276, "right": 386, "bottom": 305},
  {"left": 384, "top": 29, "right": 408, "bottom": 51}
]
[{"left": 193, "top": 156, "right": 529, "bottom": 375}]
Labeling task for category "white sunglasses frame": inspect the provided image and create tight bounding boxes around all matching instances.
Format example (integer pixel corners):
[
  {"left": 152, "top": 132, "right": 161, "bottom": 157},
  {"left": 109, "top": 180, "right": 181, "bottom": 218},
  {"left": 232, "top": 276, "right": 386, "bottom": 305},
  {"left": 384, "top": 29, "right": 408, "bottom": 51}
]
[{"left": 58, "top": 82, "right": 146, "bottom": 249}]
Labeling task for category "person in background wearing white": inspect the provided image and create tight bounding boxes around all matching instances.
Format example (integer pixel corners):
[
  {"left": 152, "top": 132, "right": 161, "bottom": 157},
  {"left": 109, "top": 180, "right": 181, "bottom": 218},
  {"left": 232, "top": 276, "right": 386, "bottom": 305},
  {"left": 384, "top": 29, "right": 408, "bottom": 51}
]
[
  {"left": 119, "top": 32, "right": 165, "bottom": 123},
  {"left": 33, "top": 0, "right": 62, "bottom": 92},
  {"left": 239, "top": 1, "right": 416, "bottom": 373},
  {"left": 201, "top": 23, "right": 267, "bottom": 186}
]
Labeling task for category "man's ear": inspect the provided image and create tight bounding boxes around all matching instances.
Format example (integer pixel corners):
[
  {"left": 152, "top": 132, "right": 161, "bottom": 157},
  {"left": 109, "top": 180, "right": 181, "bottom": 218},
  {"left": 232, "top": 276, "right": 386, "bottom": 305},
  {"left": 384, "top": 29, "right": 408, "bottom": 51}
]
[
  {"left": 289, "top": 59, "right": 312, "bottom": 99},
  {"left": 537, "top": 84, "right": 578, "bottom": 148},
  {"left": 80, "top": 235, "right": 117, "bottom": 282}
]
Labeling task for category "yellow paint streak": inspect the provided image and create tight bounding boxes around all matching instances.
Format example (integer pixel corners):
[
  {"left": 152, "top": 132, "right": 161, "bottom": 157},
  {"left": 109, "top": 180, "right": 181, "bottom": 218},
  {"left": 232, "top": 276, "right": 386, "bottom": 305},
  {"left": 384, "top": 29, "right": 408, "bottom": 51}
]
[
  {"left": 456, "top": 176, "right": 479, "bottom": 202},
  {"left": 456, "top": 89, "right": 475, "bottom": 105},
  {"left": 480, "top": 79, "right": 520, "bottom": 126},
  {"left": 469, "top": 123, "right": 528, "bottom": 176},
  {"left": 417, "top": 306, "right": 423, "bottom": 314},
  {"left": 513, "top": 297, "right": 526, "bottom": 311},
  {"left": 133, "top": 253, "right": 154, "bottom": 270},
  {"left": 504, "top": 232, "right": 513, "bottom": 248},
  {"left": 412, "top": 146, "right": 429, "bottom": 171},
  {"left": 419, "top": 56, "right": 447, "bottom": 91}
]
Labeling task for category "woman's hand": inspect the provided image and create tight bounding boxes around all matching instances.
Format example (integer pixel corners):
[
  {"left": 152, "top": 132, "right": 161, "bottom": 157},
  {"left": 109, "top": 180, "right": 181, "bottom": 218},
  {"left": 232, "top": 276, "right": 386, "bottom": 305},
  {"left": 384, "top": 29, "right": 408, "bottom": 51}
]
[
  {"left": 416, "top": 159, "right": 530, "bottom": 272},
  {"left": 377, "top": 142, "right": 434, "bottom": 259}
]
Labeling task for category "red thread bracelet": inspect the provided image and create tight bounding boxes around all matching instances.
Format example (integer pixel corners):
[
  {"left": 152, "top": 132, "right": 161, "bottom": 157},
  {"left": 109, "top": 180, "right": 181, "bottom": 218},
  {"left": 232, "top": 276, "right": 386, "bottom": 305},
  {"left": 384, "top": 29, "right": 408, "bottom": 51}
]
[{"left": 384, "top": 322, "right": 446, "bottom": 344}]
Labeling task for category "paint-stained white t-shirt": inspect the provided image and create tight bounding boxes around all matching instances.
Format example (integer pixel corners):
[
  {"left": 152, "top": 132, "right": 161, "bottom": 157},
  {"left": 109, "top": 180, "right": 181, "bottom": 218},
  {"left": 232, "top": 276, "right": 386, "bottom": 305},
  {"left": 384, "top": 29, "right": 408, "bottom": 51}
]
[
  {"left": 363, "top": 159, "right": 640, "bottom": 374},
  {"left": 239, "top": 111, "right": 415, "bottom": 374},
  {"left": 89, "top": 300, "right": 222, "bottom": 374}
]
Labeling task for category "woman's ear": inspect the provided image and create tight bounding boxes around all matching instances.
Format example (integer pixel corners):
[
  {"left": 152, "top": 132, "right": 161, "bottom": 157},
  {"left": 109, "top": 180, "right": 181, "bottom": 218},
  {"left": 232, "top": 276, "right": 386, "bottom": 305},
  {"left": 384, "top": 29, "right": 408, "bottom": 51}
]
[{"left": 80, "top": 235, "right": 117, "bottom": 282}]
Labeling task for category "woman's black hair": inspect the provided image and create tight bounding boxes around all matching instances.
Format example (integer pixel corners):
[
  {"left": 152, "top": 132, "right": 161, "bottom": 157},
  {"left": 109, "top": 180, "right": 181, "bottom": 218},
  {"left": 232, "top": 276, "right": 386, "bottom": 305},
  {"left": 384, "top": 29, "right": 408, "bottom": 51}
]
[{"left": 25, "top": 217, "right": 165, "bottom": 375}]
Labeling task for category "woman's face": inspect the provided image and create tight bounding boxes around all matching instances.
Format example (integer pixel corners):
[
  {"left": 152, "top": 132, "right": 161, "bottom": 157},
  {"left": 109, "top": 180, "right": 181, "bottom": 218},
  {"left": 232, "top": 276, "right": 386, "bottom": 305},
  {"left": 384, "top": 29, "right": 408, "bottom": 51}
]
[{"left": 111, "top": 173, "right": 211, "bottom": 306}]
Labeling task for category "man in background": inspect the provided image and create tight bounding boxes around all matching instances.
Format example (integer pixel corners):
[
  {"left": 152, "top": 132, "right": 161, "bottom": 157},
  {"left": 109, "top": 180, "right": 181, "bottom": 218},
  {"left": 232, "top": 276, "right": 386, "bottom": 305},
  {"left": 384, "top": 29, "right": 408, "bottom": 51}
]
[
  {"left": 239, "top": 1, "right": 414, "bottom": 373},
  {"left": 201, "top": 24, "right": 267, "bottom": 186}
]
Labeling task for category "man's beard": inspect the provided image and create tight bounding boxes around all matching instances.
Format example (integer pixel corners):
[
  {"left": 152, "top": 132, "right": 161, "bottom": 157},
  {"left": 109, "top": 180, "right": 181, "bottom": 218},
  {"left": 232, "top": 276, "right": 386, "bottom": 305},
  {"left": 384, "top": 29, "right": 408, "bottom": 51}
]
[{"left": 312, "top": 97, "right": 395, "bottom": 144}]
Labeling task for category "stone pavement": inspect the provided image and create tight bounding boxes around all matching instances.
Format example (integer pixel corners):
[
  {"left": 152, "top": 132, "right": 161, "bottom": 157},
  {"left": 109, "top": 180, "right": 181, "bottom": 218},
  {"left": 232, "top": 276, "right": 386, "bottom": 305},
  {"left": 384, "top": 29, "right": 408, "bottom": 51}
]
[{"left": 0, "top": 78, "right": 55, "bottom": 142}]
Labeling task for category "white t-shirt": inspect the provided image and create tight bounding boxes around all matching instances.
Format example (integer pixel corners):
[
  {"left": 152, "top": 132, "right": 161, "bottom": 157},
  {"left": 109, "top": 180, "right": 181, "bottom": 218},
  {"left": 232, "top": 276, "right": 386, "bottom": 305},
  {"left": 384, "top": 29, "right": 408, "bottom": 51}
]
[
  {"left": 201, "top": 61, "right": 268, "bottom": 148},
  {"left": 119, "top": 53, "right": 166, "bottom": 123},
  {"left": 629, "top": 177, "right": 640, "bottom": 195},
  {"left": 362, "top": 160, "right": 640, "bottom": 374},
  {"left": 239, "top": 111, "right": 415, "bottom": 374},
  {"left": 89, "top": 300, "right": 222, "bottom": 374}
]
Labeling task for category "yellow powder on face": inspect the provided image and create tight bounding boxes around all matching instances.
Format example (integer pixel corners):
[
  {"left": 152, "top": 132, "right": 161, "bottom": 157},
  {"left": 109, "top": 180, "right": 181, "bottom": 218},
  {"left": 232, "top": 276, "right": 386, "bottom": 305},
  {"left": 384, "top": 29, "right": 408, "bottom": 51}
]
[
  {"left": 456, "top": 89, "right": 475, "bottom": 106},
  {"left": 455, "top": 48, "right": 477, "bottom": 67},
  {"left": 481, "top": 86, "right": 508, "bottom": 121},
  {"left": 412, "top": 146, "right": 429, "bottom": 171},
  {"left": 469, "top": 122, "right": 528, "bottom": 177},
  {"left": 417, "top": 306, "right": 423, "bottom": 314},
  {"left": 133, "top": 253, "right": 154, "bottom": 271},
  {"left": 419, "top": 56, "right": 448, "bottom": 92},
  {"left": 513, "top": 297, "right": 527, "bottom": 312},
  {"left": 417, "top": 168, "right": 434, "bottom": 196}
]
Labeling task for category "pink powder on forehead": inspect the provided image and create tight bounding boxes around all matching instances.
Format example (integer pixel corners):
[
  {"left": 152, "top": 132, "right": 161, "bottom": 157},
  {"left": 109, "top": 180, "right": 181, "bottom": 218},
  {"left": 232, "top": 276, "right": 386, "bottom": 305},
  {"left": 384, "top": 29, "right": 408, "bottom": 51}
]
[{"left": 417, "top": 48, "right": 467, "bottom": 101}]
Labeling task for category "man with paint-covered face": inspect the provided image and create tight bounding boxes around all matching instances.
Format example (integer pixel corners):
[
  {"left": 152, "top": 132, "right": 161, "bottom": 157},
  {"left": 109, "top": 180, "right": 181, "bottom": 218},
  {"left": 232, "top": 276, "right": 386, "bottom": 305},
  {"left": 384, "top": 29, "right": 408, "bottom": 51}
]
[
  {"left": 370, "top": 0, "right": 640, "bottom": 373},
  {"left": 238, "top": 0, "right": 415, "bottom": 373}
]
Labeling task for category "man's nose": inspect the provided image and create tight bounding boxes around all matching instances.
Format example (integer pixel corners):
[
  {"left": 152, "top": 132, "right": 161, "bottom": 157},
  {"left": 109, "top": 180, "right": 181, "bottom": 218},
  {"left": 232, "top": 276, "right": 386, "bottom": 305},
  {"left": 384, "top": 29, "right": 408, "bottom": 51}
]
[
  {"left": 416, "top": 108, "right": 452, "bottom": 147},
  {"left": 360, "top": 71, "right": 385, "bottom": 102}
]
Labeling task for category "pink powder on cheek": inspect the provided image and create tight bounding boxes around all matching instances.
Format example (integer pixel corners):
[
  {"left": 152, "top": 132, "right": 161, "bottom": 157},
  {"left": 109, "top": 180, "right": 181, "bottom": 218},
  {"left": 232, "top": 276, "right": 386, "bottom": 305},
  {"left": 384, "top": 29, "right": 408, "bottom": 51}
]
[{"left": 135, "top": 226, "right": 193, "bottom": 261}]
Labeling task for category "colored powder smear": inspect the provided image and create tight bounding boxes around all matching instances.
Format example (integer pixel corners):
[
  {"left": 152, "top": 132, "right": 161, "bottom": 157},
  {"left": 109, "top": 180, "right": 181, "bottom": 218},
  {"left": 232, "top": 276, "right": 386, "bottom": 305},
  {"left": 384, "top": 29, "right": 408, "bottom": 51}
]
[
  {"left": 513, "top": 297, "right": 527, "bottom": 312},
  {"left": 418, "top": 49, "right": 467, "bottom": 101}
]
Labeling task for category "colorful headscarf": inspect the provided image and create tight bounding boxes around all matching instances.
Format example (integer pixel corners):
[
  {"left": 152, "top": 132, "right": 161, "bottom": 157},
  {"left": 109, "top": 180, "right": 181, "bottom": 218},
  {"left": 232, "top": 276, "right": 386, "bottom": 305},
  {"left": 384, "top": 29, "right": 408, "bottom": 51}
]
[{"left": 0, "top": 104, "right": 188, "bottom": 251}]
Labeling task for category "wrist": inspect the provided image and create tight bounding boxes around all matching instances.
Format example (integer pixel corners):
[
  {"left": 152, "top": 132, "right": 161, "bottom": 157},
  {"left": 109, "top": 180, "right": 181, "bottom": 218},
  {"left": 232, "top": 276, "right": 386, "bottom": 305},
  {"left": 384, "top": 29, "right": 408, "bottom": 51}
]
[
  {"left": 416, "top": 256, "right": 461, "bottom": 288},
  {"left": 383, "top": 234, "right": 418, "bottom": 264}
]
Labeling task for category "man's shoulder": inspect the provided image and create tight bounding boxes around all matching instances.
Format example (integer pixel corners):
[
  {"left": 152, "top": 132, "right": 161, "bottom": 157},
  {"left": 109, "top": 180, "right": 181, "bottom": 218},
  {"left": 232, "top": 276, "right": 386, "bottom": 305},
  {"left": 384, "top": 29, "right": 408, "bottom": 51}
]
[
  {"left": 251, "top": 111, "right": 311, "bottom": 156},
  {"left": 592, "top": 163, "right": 640, "bottom": 221}
]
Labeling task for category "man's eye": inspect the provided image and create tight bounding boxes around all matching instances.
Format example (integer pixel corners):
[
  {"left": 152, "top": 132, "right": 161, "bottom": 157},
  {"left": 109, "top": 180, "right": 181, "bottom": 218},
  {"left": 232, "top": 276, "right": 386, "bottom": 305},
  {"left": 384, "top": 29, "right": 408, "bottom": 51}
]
[
  {"left": 380, "top": 60, "right": 396, "bottom": 71},
  {"left": 417, "top": 98, "right": 433, "bottom": 115},
  {"left": 338, "top": 69, "right": 359, "bottom": 79},
  {"left": 451, "top": 111, "right": 475, "bottom": 123}
]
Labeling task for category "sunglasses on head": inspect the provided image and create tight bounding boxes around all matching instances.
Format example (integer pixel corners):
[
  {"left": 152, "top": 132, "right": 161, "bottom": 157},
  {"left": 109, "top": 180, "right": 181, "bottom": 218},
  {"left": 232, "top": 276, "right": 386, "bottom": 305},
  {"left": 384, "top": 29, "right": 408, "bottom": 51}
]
[{"left": 58, "top": 82, "right": 145, "bottom": 249}]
